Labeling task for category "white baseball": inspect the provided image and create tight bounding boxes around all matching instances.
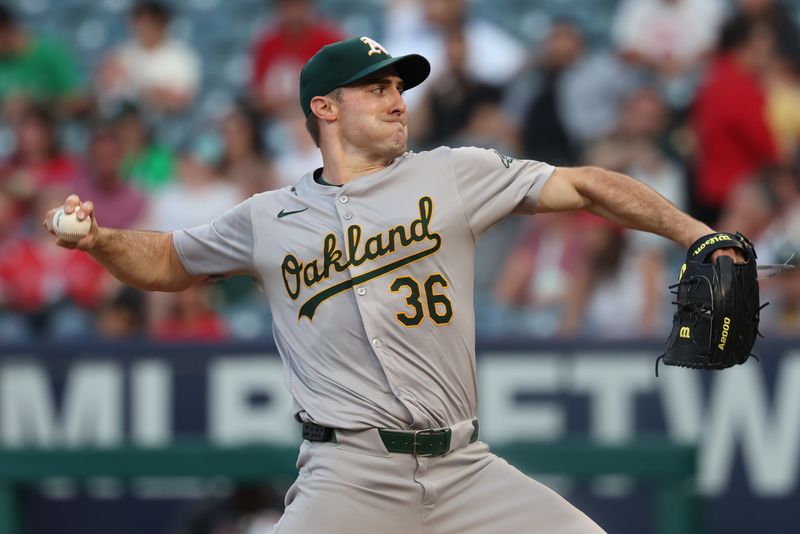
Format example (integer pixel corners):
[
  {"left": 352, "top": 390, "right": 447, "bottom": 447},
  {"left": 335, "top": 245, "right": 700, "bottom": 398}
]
[{"left": 52, "top": 207, "right": 92, "bottom": 243}]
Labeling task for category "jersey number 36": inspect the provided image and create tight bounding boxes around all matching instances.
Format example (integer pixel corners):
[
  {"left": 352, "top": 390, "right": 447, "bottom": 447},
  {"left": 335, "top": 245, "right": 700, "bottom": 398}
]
[{"left": 390, "top": 274, "right": 453, "bottom": 327}]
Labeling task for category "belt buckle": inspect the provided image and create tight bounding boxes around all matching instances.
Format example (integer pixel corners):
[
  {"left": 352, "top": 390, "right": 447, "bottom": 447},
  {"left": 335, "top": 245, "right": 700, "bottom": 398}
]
[{"left": 412, "top": 428, "right": 447, "bottom": 457}]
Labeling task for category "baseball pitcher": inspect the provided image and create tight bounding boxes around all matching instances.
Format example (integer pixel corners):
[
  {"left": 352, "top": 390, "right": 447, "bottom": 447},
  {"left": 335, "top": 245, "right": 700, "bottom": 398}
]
[{"left": 45, "top": 37, "right": 748, "bottom": 533}]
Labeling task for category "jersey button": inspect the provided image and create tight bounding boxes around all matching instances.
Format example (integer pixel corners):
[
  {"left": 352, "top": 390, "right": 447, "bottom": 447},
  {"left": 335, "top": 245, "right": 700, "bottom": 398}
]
[
  {"left": 357, "top": 287, "right": 366, "bottom": 296},
  {"left": 339, "top": 195, "right": 349, "bottom": 203},
  {"left": 372, "top": 338, "right": 382, "bottom": 348},
  {"left": 344, "top": 211, "right": 353, "bottom": 220}
]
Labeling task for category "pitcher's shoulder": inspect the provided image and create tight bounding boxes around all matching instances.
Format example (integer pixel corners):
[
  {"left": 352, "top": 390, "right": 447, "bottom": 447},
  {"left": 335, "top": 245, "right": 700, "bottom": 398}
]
[
  {"left": 250, "top": 185, "right": 299, "bottom": 205},
  {"left": 398, "top": 146, "right": 455, "bottom": 167},
  {"left": 403, "top": 146, "right": 454, "bottom": 159}
]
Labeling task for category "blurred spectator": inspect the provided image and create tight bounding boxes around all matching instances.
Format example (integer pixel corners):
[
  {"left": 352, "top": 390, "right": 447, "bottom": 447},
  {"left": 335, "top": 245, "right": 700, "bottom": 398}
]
[
  {"left": 443, "top": 94, "right": 521, "bottom": 335},
  {"left": 765, "top": 58, "right": 800, "bottom": 159},
  {"left": 0, "top": 189, "right": 24, "bottom": 341},
  {"left": 74, "top": 124, "right": 149, "bottom": 229},
  {"left": 96, "top": 1, "right": 200, "bottom": 115},
  {"left": 505, "top": 19, "right": 637, "bottom": 166},
  {"left": 691, "top": 14, "right": 779, "bottom": 226},
  {"left": 734, "top": 0, "right": 800, "bottom": 72},
  {"left": 734, "top": 1, "right": 800, "bottom": 159},
  {"left": 114, "top": 102, "right": 177, "bottom": 192},
  {"left": 0, "top": 187, "right": 111, "bottom": 342},
  {"left": 147, "top": 132, "right": 242, "bottom": 232},
  {"left": 446, "top": 95, "right": 517, "bottom": 154},
  {"left": 384, "top": 0, "right": 526, "bottom": 111},
  {"left": 565, "top": 222, "right": 680, "bottom": 339},
  {"left": 754, "top": 166, "right": 800, "bottom": 335},
  {"left": 718, "top": 164, "right": 798, "bottom": 241},
  {"left": 249, "top": 0, "right": 344, "bottom": 119},
  {"left": 492, "top": 212, "right": 590, "bottom": 337},
  {"left": 761, "top": 263, "right": 800, "bottom": 335},
  {"left": 152, "top": 283, "right": 228, "bottom": 342},
  {"left": 0, "top": 5, "right": 87, "bottom": 120},
  {"left": 586, "top": 87, "right": 687, "bottom": 206},
  {"left": 410, "top": 27, "right": 504, "bottom": 149},
  {"left": 509, "top": 20, "right": 582, "bottom": 165},
  {"left": 612, "top": 0, "right": 725, "bottom": 108},
  {"left": 146, "top": 125, "right": 266, "bottom": 336},
  {"left": 546, "top": 88, "right": 688, "bottom": 338},
  {"left": 3, "top": 0, "right": 799, "bottom": 346},
  {"left": 715, "top": 177, "right": 775, "bottom": 242},
  {"left": 96, "top": 285, "right": 147, "bottom": 340},
  {"left": 141, "top": 133, "right": 240, "bottom": 343},
  {"left": 556, "top": 215, "right": 626, "bottom": 338},
  {"left": 272, "top": 108, "right": 323, "bottom": 188},
  {"left": 0, "top": 104, "right": 80, "bottom": 217},
  {"left": 218, "top": 100, "right": 279, "bottom": 198}
]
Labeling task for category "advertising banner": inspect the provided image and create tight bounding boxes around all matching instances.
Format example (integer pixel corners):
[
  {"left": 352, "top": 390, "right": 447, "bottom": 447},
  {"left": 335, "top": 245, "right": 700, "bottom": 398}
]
[{"left": 1, "top": 339, "right": 796, "bottom": 534}]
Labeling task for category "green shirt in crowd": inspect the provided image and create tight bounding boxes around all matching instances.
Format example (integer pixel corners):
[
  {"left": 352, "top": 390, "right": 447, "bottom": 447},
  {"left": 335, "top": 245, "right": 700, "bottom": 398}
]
[
  {"left": 0, "top": 36, "right": 80, "bottom": 102},
  {"left": 121, "top": 144, "right": 176, "bottom": 191}
]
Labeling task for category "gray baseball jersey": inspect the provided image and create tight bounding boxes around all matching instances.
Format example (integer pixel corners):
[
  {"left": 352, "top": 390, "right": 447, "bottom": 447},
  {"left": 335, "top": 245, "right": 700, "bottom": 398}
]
[{"left": 173, "top": 146, "right": 553, "bottom": 431}]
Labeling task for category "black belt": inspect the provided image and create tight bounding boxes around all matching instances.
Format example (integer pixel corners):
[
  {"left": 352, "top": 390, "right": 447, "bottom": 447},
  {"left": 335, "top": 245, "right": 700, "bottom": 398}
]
[{"left": 302, "top": 420, "right": 480, "bottom": 457}]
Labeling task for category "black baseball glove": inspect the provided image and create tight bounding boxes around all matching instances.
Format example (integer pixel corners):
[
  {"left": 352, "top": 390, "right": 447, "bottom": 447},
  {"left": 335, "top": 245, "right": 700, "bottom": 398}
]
[{"left": 658, "top": 232, "right": 763, "bottom": 374}]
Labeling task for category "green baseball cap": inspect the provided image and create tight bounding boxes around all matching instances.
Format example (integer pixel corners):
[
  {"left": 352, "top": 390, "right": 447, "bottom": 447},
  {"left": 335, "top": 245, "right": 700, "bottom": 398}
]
[{"left": 300, "top": 36, "right": 431, "bottom": 116}]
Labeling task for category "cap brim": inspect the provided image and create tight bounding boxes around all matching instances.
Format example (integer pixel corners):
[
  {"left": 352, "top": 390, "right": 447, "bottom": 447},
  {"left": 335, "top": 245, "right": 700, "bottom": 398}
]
[{"left": 339, "top": 53, "right": 431, "bottom": 91}]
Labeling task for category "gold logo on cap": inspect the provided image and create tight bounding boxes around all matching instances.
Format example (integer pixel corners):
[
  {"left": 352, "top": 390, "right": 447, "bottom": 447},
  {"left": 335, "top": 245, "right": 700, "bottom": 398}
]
[{"left": 360, "top": 36, "right": 389, "bottom": 56}]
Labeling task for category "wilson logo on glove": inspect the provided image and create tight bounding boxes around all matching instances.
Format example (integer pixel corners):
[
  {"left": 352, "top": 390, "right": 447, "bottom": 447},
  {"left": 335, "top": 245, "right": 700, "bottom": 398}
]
[{"left": 692, "top": 234, "right": 735, "bottom": 256}]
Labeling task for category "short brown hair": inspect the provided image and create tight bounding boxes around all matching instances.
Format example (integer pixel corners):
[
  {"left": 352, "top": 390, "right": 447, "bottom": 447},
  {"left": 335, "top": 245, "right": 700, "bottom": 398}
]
[{"left": 304, "top": 89, "right": 342, "bottom": 148}]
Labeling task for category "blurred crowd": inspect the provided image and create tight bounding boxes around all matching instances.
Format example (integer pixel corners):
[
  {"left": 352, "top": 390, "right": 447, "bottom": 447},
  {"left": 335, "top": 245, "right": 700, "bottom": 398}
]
[{"left": 1, "top": 0, "right": 800, "bottom": 345}]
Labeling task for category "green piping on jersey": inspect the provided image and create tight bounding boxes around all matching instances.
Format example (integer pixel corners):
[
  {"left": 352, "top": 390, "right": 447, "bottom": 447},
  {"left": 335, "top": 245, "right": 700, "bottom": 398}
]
[
  {"left": 298, "top": 237, "right": 441, "bottom": 320},
  {"left": 281, "top": 196, "right": 442, "bottom": 320}
]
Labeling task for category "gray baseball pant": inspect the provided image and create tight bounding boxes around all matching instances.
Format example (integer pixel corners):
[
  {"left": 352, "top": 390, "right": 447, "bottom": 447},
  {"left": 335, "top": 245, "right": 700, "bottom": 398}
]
[{"left": 271, "top": 420, "right": 605, "bottom": 533}]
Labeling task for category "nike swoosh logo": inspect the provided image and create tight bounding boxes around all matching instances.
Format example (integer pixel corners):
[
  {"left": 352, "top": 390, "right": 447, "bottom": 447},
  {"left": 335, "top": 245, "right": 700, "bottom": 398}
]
[{"left": 278, "top": 208, "right": 308, "bottom": 219}]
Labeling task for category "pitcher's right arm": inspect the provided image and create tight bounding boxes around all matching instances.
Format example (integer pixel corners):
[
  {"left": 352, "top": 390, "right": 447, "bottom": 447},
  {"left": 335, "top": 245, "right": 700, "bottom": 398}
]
[{"left": 45, "top": 194, "right": 204, "bottom": 292}]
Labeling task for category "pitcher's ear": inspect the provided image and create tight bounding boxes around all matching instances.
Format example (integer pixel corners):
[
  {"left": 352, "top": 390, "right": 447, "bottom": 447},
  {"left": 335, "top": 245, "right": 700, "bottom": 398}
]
[{"left": 310, "top": 94, "right": 338, "bottom": 122}]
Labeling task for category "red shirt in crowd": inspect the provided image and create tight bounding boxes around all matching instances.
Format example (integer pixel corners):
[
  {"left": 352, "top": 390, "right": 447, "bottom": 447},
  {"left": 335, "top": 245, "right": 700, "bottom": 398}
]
[
  {"left": 0, "top": 154, "right": 81, "bottom": 219},
  {"left": 250, "top": 22, "right": 344, "bottom": 106},
  {"left": 692, "top": 55, "right": 778, "bottom": 208},
  {"left": 0, "top": 239, "right": 108, "bottom": 312},
  {"left": 153, "top": 313, "right": 228, "bottom": 342},
  {"left": 6, "top": 154, "right": 80, "bottom": 188}
]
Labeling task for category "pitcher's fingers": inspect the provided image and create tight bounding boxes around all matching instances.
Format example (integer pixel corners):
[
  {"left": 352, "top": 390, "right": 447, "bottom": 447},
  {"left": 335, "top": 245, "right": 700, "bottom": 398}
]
[
  {"left": 76, "top": 200, "right": 94, "bottom": 221},
  {"left": 64, "top": 194, "right": 82, "bottom": 214}
]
